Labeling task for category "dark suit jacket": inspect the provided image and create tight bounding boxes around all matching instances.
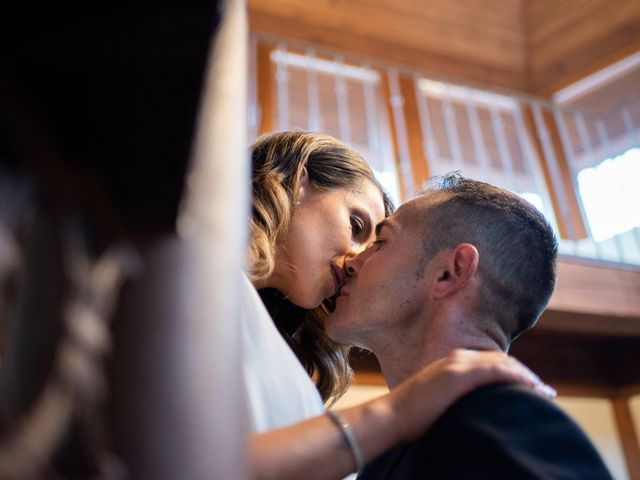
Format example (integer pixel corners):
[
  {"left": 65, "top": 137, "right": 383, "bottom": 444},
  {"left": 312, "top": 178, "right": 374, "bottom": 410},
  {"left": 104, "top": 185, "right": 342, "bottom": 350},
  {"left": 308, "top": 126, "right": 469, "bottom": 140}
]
[{"left": 359, "top": 384, "right": 613, "bottom": 479}]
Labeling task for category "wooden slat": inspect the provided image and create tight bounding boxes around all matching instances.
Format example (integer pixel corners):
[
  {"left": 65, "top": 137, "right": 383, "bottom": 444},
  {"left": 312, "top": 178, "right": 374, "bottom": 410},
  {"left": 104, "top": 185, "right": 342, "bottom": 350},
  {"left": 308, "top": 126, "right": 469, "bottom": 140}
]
[
  {"left": 520, "top": 105, "right": 588, "bottom": 239},
  {"left": 379, "top": 68, "right": 407, "bottom": 200},
  {"left": 399, "top": 74, "right": 431, "bottom": 192},
  {"left": 256, "top": 43, "right": 276, "bottom": 134},
  {"left": 612, "top": 398, "right": 640, "bottom": 480},
  {"left": 538, "top": 108, "right": 588, "bottom": 239}
]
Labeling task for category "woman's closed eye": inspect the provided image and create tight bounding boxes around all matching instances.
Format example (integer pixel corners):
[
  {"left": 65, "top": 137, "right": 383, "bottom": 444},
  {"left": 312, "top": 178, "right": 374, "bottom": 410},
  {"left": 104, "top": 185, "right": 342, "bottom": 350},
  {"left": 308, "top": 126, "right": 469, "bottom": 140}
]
[{"left": 350, "top": 215, "right": 365, "bottom": 237}]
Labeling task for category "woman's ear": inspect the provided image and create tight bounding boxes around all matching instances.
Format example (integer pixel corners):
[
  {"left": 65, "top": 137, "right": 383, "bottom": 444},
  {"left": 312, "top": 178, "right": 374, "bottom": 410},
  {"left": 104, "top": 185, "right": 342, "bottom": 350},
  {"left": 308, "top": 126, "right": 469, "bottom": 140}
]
[
  {"left": 432, "top": 243, "right": 479, "bottom": 299},
  {"left": 296, "top": 167, "right": 310, "bottom": 204}
]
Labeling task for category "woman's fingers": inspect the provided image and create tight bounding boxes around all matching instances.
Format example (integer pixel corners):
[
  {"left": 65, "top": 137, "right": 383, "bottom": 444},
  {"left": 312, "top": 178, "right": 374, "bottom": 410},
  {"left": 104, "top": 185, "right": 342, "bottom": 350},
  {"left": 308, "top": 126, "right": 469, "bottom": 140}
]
[
  {"left": 443, "top": 349, "right": 556, "bottom": 398},
  {"left": 388, "top": 349, "right": 555, "bottom": 441}
]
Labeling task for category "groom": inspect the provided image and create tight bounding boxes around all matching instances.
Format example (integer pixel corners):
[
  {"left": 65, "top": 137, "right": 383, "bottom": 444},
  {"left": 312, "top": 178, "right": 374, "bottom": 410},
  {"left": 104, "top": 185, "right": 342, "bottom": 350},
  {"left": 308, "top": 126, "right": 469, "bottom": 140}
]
[{"left": 327, "top": 173, "right": 612, "bottom": 479}]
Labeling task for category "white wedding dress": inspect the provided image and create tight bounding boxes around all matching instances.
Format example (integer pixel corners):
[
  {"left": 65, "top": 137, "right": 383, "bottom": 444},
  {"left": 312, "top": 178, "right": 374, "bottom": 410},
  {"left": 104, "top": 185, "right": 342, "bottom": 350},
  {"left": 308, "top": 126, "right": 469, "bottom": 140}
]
[{"left": 240, "top": 275, "right": 325, "bottom": 432}]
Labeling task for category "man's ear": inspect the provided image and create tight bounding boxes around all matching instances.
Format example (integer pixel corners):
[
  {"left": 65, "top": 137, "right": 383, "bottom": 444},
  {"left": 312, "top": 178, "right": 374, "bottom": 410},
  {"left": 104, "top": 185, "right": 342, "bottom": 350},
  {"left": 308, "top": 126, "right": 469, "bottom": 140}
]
[
  {"left": 296, "top": 167, "right": 310, "bottom": 203},
  {"left": 432, "top": 243, "right": 479, "bottom": 299}
]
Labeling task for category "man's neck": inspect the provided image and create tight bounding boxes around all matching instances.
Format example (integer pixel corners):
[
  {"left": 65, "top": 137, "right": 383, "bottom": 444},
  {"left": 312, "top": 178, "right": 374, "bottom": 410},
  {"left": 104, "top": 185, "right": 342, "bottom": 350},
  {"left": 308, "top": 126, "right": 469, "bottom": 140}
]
[{"left": 376, "top": 334, "right": 504, "bottom": 389}]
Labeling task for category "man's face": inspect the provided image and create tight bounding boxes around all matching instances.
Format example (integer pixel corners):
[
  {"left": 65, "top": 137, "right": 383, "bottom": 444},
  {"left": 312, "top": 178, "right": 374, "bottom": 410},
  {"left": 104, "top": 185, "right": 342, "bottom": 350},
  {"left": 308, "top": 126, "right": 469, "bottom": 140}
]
[{"left": 325, "top": 196, "right": 441, "bottom": 350}]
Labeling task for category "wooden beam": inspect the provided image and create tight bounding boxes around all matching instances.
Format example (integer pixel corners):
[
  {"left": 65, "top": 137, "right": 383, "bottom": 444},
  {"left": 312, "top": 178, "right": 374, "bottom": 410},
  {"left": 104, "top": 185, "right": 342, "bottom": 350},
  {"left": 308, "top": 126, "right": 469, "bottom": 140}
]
[
  {"left": 520, "top": 105, "right": 587, "bottom": 239},
  {"left": 256, "top": 42, "right": 276, "bottom": 134},
  {"left": 540, "top": 109, "right": 588, "bottom": 239},
  {"left": 537, "top": 310, "right": 640, "bottom": 338},
  {"left": 612, "top": 397, "right": 640, "bottom": 480},
  {"left": 379, "top": 68, "right": 407, "bottom": 201},
  {"left": 399, "top": 74, "right": 431, "bottom": 192},
  {"left": 520, "top": 105, "right": 571, "bottom": 238},
  {"left": 549, "top": 259, "right": 640, "bottom": 321},
  {"left": 352, "top": 367, "right": 640, "bottom": 400}
]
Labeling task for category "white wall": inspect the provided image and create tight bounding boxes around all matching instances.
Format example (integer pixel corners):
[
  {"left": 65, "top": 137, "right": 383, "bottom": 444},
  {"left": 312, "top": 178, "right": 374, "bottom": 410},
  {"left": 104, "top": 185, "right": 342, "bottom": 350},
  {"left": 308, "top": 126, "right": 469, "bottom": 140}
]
[{"left": 555, "top": 397, "right": 627, "bottom": 480}]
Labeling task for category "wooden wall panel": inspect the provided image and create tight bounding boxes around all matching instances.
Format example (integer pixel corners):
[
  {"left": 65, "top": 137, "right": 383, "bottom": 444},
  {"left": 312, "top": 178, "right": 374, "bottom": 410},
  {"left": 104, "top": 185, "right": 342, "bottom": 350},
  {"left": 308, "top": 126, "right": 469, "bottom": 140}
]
[
  {"left": 612, "top": 398, "right": 640, "bottom": 479},
  {"left": 526, "top": 0, "right": 640, "bottom": 94},
  {"left": 549, "top": 260, "right": 640, "bottom": 320}
]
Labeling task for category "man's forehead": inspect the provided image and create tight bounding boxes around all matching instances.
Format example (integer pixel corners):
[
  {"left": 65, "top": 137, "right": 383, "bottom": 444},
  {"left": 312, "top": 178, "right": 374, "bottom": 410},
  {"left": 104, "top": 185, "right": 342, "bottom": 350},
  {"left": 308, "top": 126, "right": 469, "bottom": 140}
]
[
  {"left": 375, "top": 198, "right": 424, "bottom": 235},
  {"left": 393, "top": 192, "right": 447, "bottom": 224}
]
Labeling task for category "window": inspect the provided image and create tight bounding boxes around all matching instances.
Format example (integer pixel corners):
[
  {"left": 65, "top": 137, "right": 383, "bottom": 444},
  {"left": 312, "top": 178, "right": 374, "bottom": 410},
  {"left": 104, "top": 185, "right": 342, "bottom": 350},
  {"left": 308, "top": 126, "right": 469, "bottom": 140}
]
[
  {"left": 415, "top": 79, "right": 556, "bottom": 223},
  {"left": 266, "top": 46, "right": 400, "bottom": 205},
  {"left": 577, "top": 147, "right": 640, "bottom": 242}
]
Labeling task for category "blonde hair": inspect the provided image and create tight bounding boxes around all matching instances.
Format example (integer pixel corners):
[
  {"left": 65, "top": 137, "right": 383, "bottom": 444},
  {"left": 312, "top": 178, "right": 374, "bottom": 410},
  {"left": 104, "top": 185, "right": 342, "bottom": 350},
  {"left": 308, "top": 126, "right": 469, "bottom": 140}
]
[{"left": 249, "top": 131, "right": 393, "bottom": 403}]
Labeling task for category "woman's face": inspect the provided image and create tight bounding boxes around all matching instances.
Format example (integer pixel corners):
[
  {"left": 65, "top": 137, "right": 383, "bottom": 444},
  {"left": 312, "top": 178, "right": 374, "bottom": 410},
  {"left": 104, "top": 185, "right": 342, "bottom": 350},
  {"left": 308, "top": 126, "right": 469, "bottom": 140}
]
[{"left": 272, "top": 179, "right": 386, "bottom": 309}]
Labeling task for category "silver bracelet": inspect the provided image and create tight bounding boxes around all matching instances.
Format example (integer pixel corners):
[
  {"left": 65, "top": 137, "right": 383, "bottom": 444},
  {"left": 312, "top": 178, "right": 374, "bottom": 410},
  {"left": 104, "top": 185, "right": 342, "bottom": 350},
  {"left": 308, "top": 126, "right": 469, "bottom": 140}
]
[{"left": 326, "top": 410, "right": 364, "bottom": 474}]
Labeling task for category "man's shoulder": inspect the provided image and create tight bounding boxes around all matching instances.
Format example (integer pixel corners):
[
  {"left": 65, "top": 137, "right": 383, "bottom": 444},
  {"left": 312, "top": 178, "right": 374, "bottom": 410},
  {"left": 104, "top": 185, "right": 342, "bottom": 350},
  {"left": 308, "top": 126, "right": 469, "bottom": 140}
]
[
  {"left": 415, "top": 383, "right": 608, "bottom": 466},
  {"left": 410, "top": 383, "right": 576, "bottom": 459},
  {"left": 360, "top": 383, "right": 613, "bottom": 480},
  {"left": 436, "top": 382, "right": 560, "bottom": 424}
]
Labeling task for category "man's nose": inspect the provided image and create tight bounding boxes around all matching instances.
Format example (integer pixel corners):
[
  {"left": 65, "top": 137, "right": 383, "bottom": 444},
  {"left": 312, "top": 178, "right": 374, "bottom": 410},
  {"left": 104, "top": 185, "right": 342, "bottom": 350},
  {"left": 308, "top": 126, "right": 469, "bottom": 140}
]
[
  {"left": 350, "top": 241, "right": 368, "bottom": 256},
  {"left": 344, "top": 251, "right": 364, "bottom": 277}
]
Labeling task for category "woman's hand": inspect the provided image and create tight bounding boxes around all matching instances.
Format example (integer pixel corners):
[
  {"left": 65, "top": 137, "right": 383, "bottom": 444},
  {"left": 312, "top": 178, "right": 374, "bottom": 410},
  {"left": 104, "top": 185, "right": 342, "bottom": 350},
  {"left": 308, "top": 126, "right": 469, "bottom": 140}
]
[
  {"left": 383, "top": 349, "right": 555, "bottom": 442},
  {"left": 249, "top": 350, "right": 553, "bottom": 480}
]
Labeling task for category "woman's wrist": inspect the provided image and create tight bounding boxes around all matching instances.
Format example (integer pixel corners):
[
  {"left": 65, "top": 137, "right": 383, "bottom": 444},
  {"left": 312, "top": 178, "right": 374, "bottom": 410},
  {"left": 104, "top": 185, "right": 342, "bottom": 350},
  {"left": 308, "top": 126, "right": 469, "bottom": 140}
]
[
  {"left": 326, "top": 410, "right": 364, "bottom": 474},
  {"left": 336, "top": 393, "right": 404, "bottom": 464}
]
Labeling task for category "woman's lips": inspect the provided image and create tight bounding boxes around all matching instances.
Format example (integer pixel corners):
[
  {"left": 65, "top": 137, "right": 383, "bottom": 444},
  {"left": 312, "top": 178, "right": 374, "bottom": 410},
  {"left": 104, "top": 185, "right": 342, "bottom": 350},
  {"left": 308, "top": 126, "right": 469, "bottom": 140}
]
[{"left": 331, "top": 264, "right": 346, "bottom": 295}]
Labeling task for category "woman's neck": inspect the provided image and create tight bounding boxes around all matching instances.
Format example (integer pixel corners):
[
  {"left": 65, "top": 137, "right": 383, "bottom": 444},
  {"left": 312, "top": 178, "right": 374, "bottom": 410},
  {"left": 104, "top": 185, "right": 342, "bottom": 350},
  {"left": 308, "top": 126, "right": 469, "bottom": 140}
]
[{"left": 252, "top": 267, "right": 286, "bottom": 292}]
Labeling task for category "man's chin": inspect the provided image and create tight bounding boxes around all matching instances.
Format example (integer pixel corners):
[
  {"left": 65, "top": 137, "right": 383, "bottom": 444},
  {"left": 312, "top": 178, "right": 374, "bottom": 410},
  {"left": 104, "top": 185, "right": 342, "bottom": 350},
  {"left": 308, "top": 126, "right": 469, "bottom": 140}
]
[
  {"left": 326, "top": 298, "right": 350, "bottom": 331},
  {"left": 324, "top": 314, "right": 346, "bottom": 343},
  {"left": 324, "top": 293, "right": 339, "bottom": 312},
  {"left": 327, "top": 290, "right": 354, "bottom": 312}
]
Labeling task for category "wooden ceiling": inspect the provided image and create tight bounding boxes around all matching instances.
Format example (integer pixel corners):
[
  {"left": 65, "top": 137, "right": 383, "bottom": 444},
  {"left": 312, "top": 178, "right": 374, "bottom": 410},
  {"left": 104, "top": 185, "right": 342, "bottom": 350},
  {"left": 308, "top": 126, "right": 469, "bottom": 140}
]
[
  {"left": 527, "top": 0, "right": 640, "bottom": 94},
  {"left": 248, "top": 0, "right": 640, "bottom": 95}
]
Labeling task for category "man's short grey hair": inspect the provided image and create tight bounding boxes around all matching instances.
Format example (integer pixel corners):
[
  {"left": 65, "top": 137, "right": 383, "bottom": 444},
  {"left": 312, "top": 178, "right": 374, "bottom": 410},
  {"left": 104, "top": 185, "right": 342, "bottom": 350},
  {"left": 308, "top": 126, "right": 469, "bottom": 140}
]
[{"left": 418, "top": 172, "right": 558, "bottom": 343}]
